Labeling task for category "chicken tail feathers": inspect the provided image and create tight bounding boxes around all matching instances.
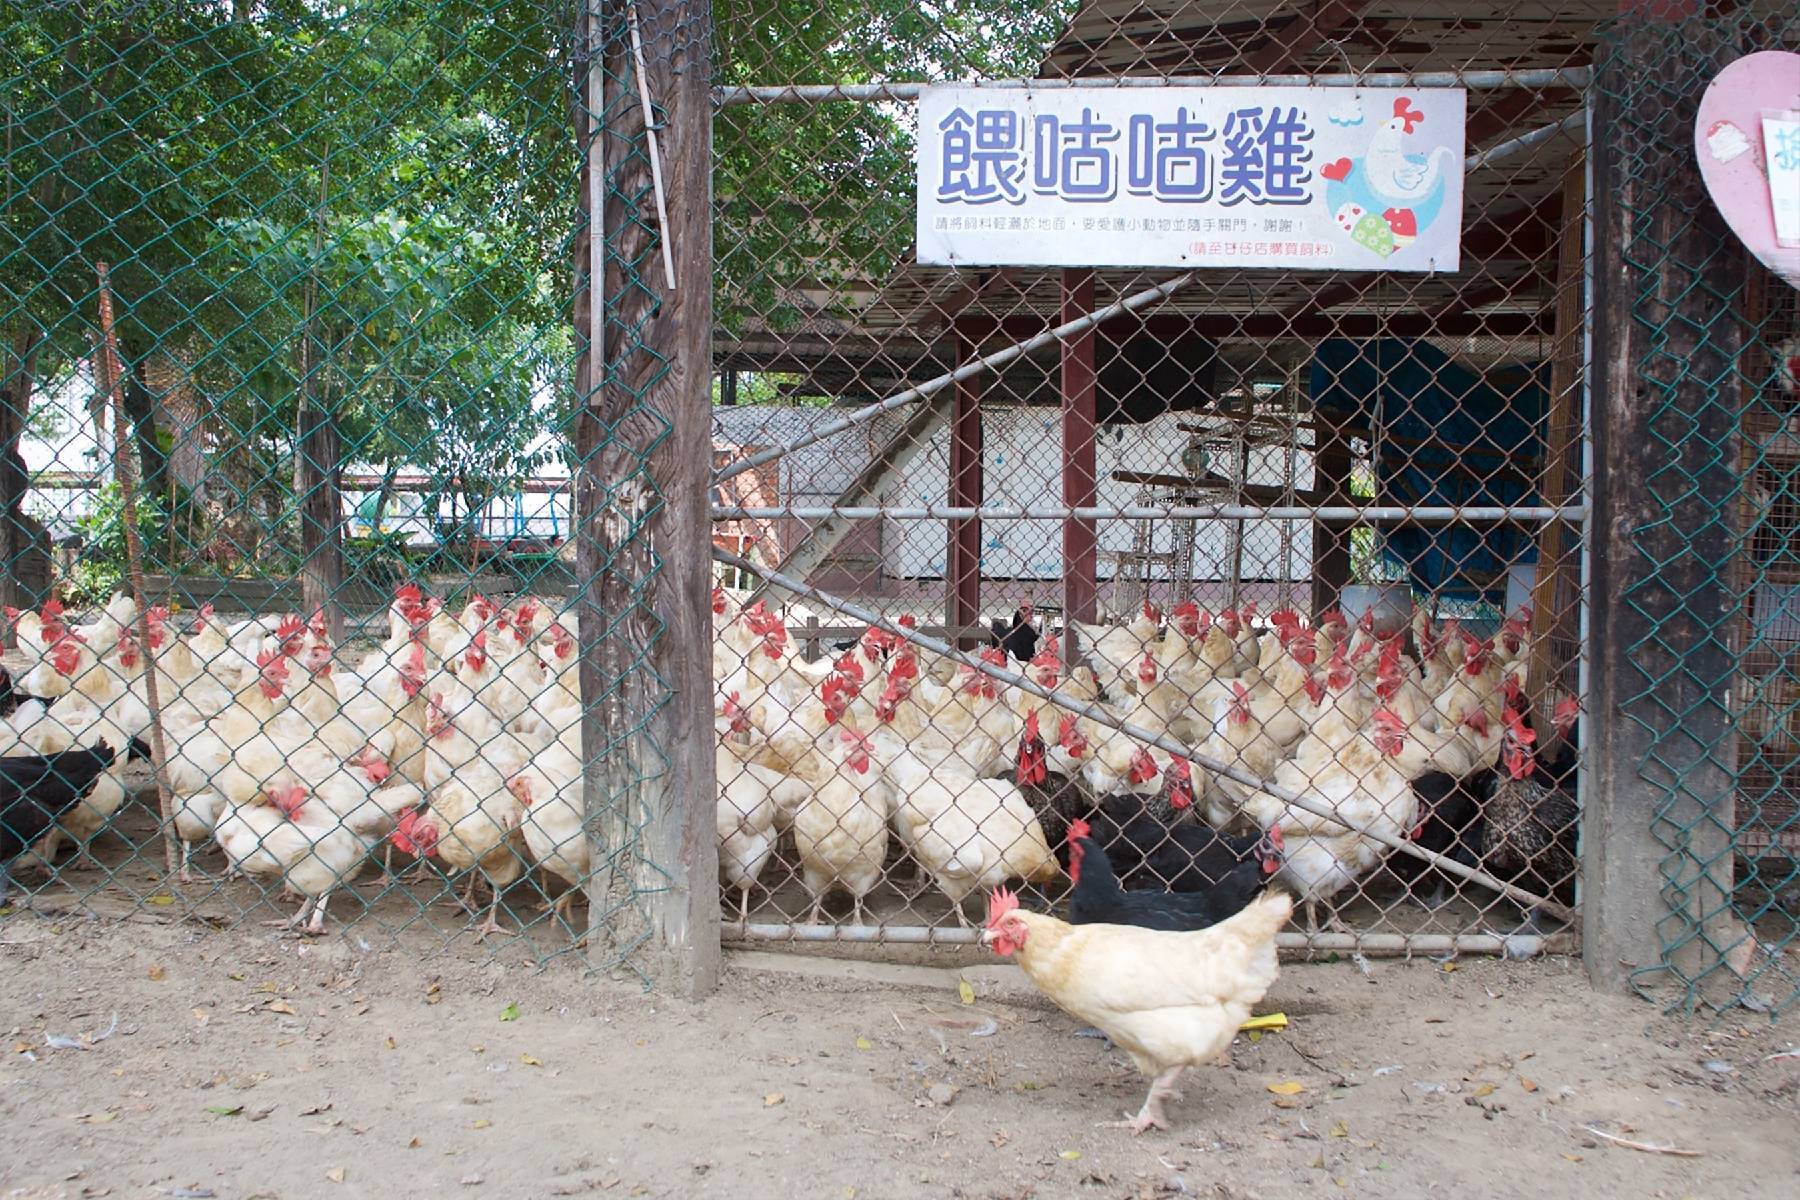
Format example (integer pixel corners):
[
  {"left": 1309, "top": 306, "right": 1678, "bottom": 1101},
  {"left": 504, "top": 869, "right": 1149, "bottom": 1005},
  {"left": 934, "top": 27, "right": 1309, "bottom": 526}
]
[{"left": 1229, "top": 889, "right": 1295, "bottom": 941}]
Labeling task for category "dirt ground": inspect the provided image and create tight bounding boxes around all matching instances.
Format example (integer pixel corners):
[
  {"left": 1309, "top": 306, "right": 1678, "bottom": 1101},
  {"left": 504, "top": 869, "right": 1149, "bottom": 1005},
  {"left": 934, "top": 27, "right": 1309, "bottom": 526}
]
[{"left": 0, "top": 913, "right": 1795, "bottom": 1200}]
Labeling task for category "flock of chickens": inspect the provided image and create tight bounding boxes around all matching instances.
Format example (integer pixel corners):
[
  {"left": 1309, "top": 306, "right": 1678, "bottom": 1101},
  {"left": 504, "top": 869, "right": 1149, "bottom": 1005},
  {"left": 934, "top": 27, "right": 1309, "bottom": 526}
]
[
  {"left": 715, "top": 593, "right": 1581, "bottom": 936},
  {"left": 1, "top": 588, "right": 589, "bottom": 933},
  {"left": 0, "top": 580, "right": 1578, "bottom": 961},
  {"left": 0, "top": 584, "right": 1585, "bottom": 1136}
]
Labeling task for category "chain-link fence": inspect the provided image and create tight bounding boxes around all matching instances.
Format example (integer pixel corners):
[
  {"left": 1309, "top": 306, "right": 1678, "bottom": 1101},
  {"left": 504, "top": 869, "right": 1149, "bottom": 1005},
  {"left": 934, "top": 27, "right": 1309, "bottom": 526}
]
[
  {"left": 709, "top": 1, "right": 1593, "bottom": 959},
  {"left": 1596, "top": 7, "right": 1800, "bottom": 1015},
  {"left": 0, "top": 0, "right": 695, "bottom": 977},
  {"left": 9, "top": 1, "right": 1796, "bottom": 1006}
]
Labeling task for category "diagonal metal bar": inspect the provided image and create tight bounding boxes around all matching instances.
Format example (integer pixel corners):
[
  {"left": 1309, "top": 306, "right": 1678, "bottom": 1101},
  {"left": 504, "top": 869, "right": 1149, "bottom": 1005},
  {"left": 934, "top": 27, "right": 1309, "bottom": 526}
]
[
  {"left": 1465, "top": 111, "right": 1585, "bottom": 173},
  {"left": 713, "top": 546, "right": 1578, "bottom": 925},
  {"left": 714, "top": 271, "right": 1197, "bottom": 484}
]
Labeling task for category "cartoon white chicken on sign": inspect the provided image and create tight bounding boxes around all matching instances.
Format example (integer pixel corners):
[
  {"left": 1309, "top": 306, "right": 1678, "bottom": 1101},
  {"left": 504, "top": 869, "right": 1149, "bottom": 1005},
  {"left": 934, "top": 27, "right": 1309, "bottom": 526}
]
[{"left": 1321, "top": 96, "right": 1460, "bottom": 261}]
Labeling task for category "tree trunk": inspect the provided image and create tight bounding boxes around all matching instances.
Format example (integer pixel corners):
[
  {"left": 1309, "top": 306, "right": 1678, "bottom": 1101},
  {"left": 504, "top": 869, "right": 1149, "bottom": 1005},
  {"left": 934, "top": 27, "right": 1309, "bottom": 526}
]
[
  {"left": 1, "top": 329, "right": 50, "bottom": 618},
  {"left": 369, "top": 458, "right": 401, "bottom": 531}
]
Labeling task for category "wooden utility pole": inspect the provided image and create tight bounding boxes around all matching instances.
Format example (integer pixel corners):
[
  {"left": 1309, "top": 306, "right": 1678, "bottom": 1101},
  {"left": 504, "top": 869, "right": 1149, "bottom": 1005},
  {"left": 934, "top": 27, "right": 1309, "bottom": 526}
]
[
  {"left": 573, "top": 0, "right": 718, "bottom": 995},
  {"left": 1585, "top": 15, "right": 1750, "bottom": 999}
]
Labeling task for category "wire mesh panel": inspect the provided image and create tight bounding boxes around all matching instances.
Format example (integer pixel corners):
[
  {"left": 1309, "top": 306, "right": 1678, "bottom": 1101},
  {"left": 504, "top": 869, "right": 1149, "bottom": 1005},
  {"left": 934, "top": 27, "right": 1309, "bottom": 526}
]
[
  {"left": 1598, "top": 6, "right": 1800, "bottom": 1014},
  {"left": 0, "top": 1, "right": 683, "bottom": 975},
  {"left": 709, "top": 0, "right": 1593, "bottom": 957}
]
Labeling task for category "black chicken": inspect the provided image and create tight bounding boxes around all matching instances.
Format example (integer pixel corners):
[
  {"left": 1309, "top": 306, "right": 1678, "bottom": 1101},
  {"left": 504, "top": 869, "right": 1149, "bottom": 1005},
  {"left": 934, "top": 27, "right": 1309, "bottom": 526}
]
[
  {"left": 1388, "top": 768, "right": 1489, "bottom": 908},
  {"left": 1, "top": 746, "right": 119, "bottom": 902},
  {"left": 1084, "top": 792, "right": 1283, "bottom": 901},
  {"left": 1066, "top": 822, "right": 1270, "bottom": 931},
  {"left": 987, "top": 606, "right": 1039, "bottom": 664},
  {"left": 1479, "top": 711, "right": 1578, "bottom": 932}
]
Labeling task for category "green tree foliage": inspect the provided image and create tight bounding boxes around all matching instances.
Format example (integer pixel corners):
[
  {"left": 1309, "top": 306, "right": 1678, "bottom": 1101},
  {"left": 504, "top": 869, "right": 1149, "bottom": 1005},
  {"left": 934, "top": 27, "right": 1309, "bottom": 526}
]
[{"left": 2, "top": 0, "right": 1079, "bottom": 573}]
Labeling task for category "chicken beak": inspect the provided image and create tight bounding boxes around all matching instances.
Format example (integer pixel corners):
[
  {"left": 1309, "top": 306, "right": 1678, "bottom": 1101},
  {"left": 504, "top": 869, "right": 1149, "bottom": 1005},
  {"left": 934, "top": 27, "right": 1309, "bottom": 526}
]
[{"left": 977, "top": 928, "right": 997, "bottom": 946}]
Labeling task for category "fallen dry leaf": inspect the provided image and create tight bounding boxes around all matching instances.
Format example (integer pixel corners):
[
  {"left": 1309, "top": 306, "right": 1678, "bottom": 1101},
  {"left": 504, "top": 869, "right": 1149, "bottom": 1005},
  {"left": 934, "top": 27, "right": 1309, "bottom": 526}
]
[
  {"left": 147, "top": 965, "right": 166, "bottom": 981},
  {"left": 408, "top": 1136, "right": 422, "bottom": 1149},
  {"left": 325, "top": 1168, "right": 345, "bottom": 1184},
  {"left": 854, "top": 1037, "right": 873, "bottom": 1051},
  {"left": 384, "top": 1037, "right": 397, "bottom": 1050},
  {"left": 471, "top": 1118, "right": 492, "bottom": 1130},
  {"left": 763, "top": 1093, "right": 785, "bottom": 1107},
  {"left": 1330, "top": 1121, "right": 1349, "bottom": 1138},
  {"left": 1059, "top": 1150, "right": 1081, "bottom": 1161},
  {"left": 1562, "top": 1153, "right": 1583, "bottom": 1163},
  {"left": 520, "top": 1053, "right": 543, "bottom": 1067},
  {"left": 1267, "top": 1081, "right": 1305, "bottom": 1096},
  {"left": 192, "top": 1008, "right": 210, "bottom": 1027},
  {"left": 1520, "top": 1077, "right": 1539, "bottom": 1093},
  {"left": 265, "top": 1000, "right": 297, "bottom": 1016},
  {"left": 1472, "top": 1083, "right": 1497, "bottom": 1098},
  {"left": 85, "top": 1112, "right": 119, "bottom": 1125},
  {"left": 957, "top": 979, "right": 976, "bottom": 1005}
]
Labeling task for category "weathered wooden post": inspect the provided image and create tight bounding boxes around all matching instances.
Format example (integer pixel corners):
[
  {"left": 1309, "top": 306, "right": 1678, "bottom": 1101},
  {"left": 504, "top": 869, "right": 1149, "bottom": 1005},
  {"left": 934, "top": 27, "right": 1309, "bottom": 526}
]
[
  {"left": 1585, "top": 12, "right": 1751, "bottom": 1000},
  {"left": 573, "top": 0, "right": 718, "bottom": 995}
]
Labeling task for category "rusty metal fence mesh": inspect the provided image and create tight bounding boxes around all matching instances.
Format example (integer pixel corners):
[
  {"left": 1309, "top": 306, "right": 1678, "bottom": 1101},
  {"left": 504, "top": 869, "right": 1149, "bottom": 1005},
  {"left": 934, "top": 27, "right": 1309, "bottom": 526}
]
[
  {"left": 709, "top": 0, "right": 1593, "bottom": 957},
  {"left": 0, "top": 1, "right": 683, "bottom": 975}
]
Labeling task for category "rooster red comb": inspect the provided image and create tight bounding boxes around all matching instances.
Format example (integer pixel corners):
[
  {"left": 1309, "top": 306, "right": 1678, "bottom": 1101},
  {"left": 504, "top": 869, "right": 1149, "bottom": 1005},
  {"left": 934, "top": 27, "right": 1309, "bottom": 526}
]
[
  {"left": 42, "top": 598, "right": 64, "bottom": 620},
  {"left": 980, "top": 646, "right": 1008, "bottom": 668},
  {"left": 1141, "top": 600, "right": 1160, "bottom": 624},
  {"left": 711, "top": 586, "right": 726, "bottom": 616},
  {"left": 984, "top": 886, "right": 1020, "bottom": 928},
  {"left": 1022, "top": 709, "right": 1040, "bottom": 740},
  {"left": 1067, "top": 817, "right": 1090, "bottom": 844},
  {"left": 275, "top": 614, "right": 305, "bottom": 641},
  {"left": 1553, "top": 696, "right": 1580, "bottom": 736}
]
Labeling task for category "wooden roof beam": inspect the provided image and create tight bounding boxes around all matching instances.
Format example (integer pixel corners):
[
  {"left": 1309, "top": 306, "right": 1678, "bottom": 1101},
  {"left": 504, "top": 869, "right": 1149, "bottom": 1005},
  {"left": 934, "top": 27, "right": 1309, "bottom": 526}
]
[{"left": 1244, "top": 1, "right": 1375, "bottom": 74}]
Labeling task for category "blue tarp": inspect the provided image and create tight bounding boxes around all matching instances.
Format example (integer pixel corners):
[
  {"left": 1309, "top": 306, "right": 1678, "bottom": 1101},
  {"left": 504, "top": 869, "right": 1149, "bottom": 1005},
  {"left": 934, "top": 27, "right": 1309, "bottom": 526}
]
[{"left": 1310, "top": 339, "right": 1545, "bottom": 601}]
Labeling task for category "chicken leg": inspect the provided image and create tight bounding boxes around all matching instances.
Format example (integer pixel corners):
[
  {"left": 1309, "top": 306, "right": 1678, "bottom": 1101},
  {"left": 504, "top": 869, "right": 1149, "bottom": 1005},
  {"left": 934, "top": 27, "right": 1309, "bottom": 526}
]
[
  {"left": 474, "top": 896, "right": 506, "bottom": 940},
  {"left": 1103, "top": 1065, "right": 1185, "bottom": 1135}
]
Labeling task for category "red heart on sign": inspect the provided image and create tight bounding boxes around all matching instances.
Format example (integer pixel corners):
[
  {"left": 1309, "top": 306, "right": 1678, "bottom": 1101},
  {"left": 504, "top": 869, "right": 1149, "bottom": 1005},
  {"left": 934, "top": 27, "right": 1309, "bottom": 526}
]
[{"left": 1321, "top": 157, "right": 1352, "bottom": 182}]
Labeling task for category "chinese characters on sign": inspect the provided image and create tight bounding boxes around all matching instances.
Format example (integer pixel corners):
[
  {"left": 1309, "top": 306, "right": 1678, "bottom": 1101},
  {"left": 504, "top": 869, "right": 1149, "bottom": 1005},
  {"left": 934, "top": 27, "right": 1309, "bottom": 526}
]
[{"left": 917, "top": 86, "right": 1466, "bottom": 271}]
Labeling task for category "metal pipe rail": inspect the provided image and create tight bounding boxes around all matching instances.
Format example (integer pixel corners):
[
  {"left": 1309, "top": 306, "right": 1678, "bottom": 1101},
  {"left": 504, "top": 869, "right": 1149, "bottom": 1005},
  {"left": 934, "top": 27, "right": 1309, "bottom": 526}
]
[
  {"left": 712, "top": 546, "right": 1578, "bottom": 926},
  {"left": 715, "top": 503, "right": 1589, "bottom": 523},
  {"left": 716, "top": 68, "right": 1594, "bottom": 106},
  {"left": 729, "top": 922, "right": 1576, "bottom": 956}
]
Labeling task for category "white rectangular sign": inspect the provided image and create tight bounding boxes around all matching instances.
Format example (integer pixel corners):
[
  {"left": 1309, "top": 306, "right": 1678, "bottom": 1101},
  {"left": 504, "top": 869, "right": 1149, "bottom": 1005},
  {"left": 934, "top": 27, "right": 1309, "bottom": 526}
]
[{"left": 916, "top": 85, "right": 1466, "bottom": 272}]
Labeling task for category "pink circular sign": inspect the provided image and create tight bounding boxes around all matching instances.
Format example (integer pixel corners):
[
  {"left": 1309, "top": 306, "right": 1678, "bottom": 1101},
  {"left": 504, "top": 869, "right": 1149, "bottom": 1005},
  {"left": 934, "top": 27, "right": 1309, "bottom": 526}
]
[{"left": 1694, "top": 50, "right": 1800, "bottom": 290}]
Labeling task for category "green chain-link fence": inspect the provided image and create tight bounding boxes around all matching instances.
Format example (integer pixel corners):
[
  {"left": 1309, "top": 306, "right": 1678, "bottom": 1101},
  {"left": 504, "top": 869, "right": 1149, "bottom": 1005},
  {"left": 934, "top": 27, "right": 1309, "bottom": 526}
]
[
  {"left": 1, "top": 0, "right": 691, "bottom": 977},
  {"left": 1601, "top": 8, "right": 1800, "bottom": 1014}
]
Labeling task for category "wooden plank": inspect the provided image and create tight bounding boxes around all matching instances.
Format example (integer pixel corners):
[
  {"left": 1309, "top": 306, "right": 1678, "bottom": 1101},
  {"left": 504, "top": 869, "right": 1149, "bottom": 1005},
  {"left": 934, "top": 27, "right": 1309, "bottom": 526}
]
[
  {"left": 1528, "top": 146, "right": 1586, "bottom": 748},
  {"left": 1244, "top": 0, "right": 1372, "bottom": 73}
]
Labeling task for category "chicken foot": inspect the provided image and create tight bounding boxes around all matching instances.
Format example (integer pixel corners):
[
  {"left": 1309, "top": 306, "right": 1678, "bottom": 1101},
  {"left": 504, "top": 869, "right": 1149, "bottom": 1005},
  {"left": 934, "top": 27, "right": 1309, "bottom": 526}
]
[
  {"left": 473, "top": 892, "right": 507, "bottom": 940},
  {"left": 1102, "top": 1065, "right": 1186, "bottom": 1135},
  {"left": 265, "top": 891, "right": 329, "bottom": 934}
]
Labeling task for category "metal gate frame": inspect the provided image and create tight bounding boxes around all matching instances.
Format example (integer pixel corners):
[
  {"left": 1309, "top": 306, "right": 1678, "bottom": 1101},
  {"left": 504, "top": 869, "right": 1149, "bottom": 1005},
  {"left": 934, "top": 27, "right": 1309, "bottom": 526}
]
[{"left": 708, "top": 65, "right": 1596, "bottom": 958}]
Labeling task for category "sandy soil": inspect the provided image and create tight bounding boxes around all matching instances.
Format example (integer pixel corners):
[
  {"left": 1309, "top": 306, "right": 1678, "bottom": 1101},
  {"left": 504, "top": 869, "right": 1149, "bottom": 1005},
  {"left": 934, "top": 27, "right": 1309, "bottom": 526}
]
[{"left": 1, "top": 912, "right": 1795, "bottom": 1200}]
